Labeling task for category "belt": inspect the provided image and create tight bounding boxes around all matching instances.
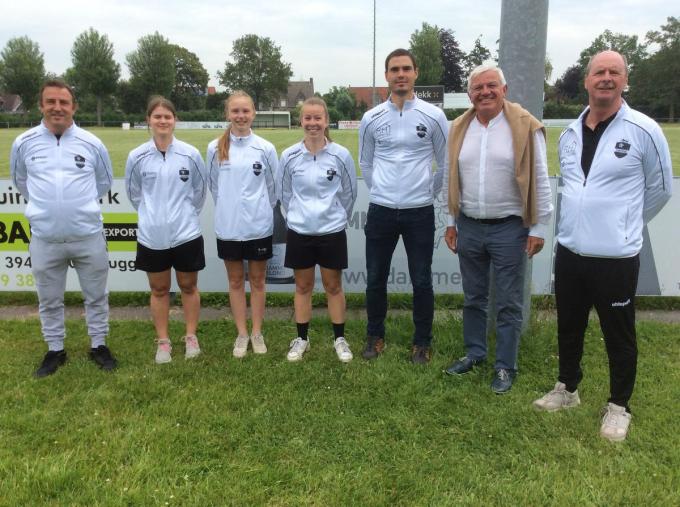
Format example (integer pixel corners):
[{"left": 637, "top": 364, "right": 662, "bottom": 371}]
[{"left": 462, "top": 213, "right": 519, "bottom": 225}]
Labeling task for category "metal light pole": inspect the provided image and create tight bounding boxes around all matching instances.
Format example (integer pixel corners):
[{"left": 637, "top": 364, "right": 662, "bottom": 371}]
[
  {"left": 487, "top": 0, "right": 549, "bottom": 334},
  {"left": 372, "top": 0, "right": 378, "bottom": 107}
]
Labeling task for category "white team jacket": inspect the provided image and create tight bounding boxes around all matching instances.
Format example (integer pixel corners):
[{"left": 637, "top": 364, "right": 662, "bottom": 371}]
[
  {"left": 207, "top": 132, "right": 278, "bottom": 241},
  {"left": 278, "top": 140, "right": 357, "bottom": 235},
  {"left": 10, "top": 122, "right": 113, "bottom": 242},
  {"left": 558, "top": 101, "right": 672, "bottom": 258},
  {"left": 359, "top": 96, "right": 448, "bottom": 208},
  {"left": 125, "top": 137, "right": 207, "bottom": 250}
]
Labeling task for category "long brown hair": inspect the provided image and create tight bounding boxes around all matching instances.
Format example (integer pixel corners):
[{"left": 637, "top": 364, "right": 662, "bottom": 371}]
[
  {"left": 217, "top": 90, "right": 256, "bottom": 162},
  {"left": 146, "top": 95, "right": 177, "bottom": 118},
  {"left": 301, "top": 96, "right": 332, "bottom": 142}
]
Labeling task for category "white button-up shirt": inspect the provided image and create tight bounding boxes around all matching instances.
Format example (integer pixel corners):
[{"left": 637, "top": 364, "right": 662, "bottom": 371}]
[{"left": 451, "top": 111, "right": 552, "bottom": 238}]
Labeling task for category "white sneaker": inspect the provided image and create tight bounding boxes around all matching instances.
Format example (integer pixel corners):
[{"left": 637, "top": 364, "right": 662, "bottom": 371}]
[
  {"left": 184, "top": 335, "right": 201, "bottom": 359},
  {"left": 233, "top": 335, "right": 249, "bottom": 358},
  {"left": 251, "top": 333, "right": 267, "bottom": 354},
  {"left": 287, "top": 337, "right": 309, "bottom": 362},
  {"left": 155, "top": 338, "right": 172, "bottom": 364},
  {"left": 334, "top": 337, "right": 353, "bottom": 363},
  {"left": 600, "top": 403, "right": 631, "bottom": 442},
  {"left": 533, "top": 382, "right": 580, "bottom": 412}
]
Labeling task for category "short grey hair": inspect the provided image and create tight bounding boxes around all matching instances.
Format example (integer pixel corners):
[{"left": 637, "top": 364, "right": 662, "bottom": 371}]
[{"left": 467, "top": 63, "right": 507, "bottom": 93}]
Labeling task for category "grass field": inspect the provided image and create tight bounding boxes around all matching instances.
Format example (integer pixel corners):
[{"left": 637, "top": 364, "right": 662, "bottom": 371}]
[
  {"left": 1, "top": 314, "right": 679, "bottom": 505},
  {"left": 2, "top": 124, "right": 679, "bottom": 179}
]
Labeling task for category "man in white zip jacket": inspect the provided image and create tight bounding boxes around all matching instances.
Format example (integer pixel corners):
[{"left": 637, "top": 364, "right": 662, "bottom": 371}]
[
  {"left": 359, "top": 48, "right": 448, "bottom": 364},
  {"left": 10, "top": 80, "right": 117, "bottom": 377},
  {"left": 533, "top": 51, "right": 673, "bottom": 442}
]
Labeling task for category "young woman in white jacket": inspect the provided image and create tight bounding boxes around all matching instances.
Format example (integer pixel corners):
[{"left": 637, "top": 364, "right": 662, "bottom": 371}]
[
  {"left": 207, "top": 91, "right": 278, "bottom": 358},
  {"left": 279, "top": 97, "right": 358, "bottom": 363},
  {"left": 125, "top": 96, "right": 208, "bottom": 364}
]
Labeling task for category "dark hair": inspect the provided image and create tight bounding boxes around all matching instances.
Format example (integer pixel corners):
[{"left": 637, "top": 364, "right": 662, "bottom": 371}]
[
  {"left": 384, "top": 48, "right": 417, "bottom": 72},
  {"left": 146, "top": 95, "right": 177, "bottom": 118},
  {"left": 218, "top": 90, "right": 256, "bottom": 162},
  {"left": 39, "top": 80, "right": 76, "bottom": 105},
  {"left": 301, "top": 97, "right": 332, "bottom": 142}
]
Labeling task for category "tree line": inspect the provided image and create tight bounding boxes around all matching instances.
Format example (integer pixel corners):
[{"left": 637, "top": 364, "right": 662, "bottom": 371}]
[{"left": 1, "top": 17, "right": 678, "bottom": 124}]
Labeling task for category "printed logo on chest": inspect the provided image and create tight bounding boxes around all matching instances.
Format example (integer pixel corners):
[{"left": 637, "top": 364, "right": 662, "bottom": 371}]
[
  {"left": 253, "top": 161, "right": 263, "bottom": 176},
  {"left": 614, "top": 139, "right": 631, "bottom": 159},
  {"left": 74, "top": 154, "right": 86, "bottom": 169},
  {"left": 179, "top": 167, "right": 189, "bottom": 182}
]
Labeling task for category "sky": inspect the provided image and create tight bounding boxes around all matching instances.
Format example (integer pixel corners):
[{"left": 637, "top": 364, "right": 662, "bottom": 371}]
[{"left": 1, "top": 0, "right": 673, "bottom": 94}]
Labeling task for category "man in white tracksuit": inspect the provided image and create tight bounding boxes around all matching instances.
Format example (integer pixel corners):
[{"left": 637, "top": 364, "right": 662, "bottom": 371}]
[
  {"left": 359, "top": 48, "right": 448, "bottom": 364},
  {"left": 10, "top": 80, "right": 117, "bottom": 377},
  {"left": 533, "top": 51, "right": 672, "bottom": 442}
]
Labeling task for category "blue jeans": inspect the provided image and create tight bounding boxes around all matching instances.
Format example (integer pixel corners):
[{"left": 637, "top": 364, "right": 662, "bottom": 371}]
[
  {"left": 365, "top": 203, "right": 434, "bottom": 346},
  {"left": 456, "top": 214, "right": 528, "bottom": 371}
]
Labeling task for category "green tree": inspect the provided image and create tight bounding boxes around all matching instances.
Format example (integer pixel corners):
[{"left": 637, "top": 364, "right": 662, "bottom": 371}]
[
  {"left": 126, "top": 32, "right": 175, "bottom": 112},
  {"left": 630, "top": 16, "right": 680, "bottom": 120},
  {"left": 66, "top": 28, "right": 120, "bottom": 126},
  {"left": 217, "top": 34, "right": 292, "bottom": 110},
  {"left": 439, "top": 28, "right": 466, "bottom": 92},
  {"left": 409, "top": 22, "right": 443, "bottom": 86},
  {"left": 323, "top": 86, "right": 359, "bottom": 120},
  {"left": 464, "top": 36, "right": 492, "bottom": 76},
  {"left": 553, "top": 65, "right": 584, "bottom": 103},
  {"left": 578, "top": 29, "right": 648, "bottom": 73},
  {"left": 171, "top": 44, "right": 209, "bottom": 111},
  {"left": 0, "top": 36, "right": 45, "bottom": 111}
]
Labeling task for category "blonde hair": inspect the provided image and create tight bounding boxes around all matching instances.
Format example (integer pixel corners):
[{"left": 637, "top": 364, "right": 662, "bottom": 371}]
[
  {"left": 217, "top": 90, "right": 256, "bottom": 162},
  {"left": 301, "top": 96, "right": 332, "bottom": 142}
]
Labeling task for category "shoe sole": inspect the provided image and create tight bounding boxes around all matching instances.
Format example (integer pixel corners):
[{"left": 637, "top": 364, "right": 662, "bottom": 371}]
[
  {"left": 337, "top": 354, "right": 353, "bottom": 363},
  {"left": 34, "top": 355, "right": 67, "bottom": 378},
  {"left": 533, "top": 402, "right": 580, "bottom": 412},
  {"left": 600, "top": 431, "right": 628, "bottom": 442},
  {"left": 233, "top": 349, "right": 247, "bottom": 358},
  {"left": 185, "top": 350, "right": 201, "bottom": 359},
  {"left": 155, "top": 356, "right": 172, "bottom": 364}
]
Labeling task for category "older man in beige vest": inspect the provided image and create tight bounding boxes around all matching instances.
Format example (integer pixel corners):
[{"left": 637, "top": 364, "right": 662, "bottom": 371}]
[{"left": 443, "top": 63, "right": 553, "bottom": 393}]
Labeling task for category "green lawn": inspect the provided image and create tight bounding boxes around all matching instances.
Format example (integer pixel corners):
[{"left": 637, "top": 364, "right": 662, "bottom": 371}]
[
  {"left": 1, "top": 124, "right": 679, "bottom": 178},
  {"left": 1, "top": 314, "right": 679, "bottom": 505}
]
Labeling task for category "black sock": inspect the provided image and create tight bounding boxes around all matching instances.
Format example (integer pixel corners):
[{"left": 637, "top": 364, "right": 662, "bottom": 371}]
[
  {"left": 296, "top": 322, "right": 309, "bottom": 341},
  {"left": 332, "top": 322, "right": 345, "bottom": 340}
]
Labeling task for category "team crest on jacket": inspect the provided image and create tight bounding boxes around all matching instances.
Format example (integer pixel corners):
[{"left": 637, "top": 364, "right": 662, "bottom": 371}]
[
  {"left": 253, "top": 161, "right": 263, "bottom": 176},
  {"left": 179, "top": 168, "right": 189, "bottom": 182},
  {"left": 614, "top": 139, "right": 631, "bottom": 159},
  {"left": 74, "top": 154, "right": 85, "bottom": 168},
  {"left": 326, "top": 168, "right": 337, "bottom": 181},
  {"left": 416, "top": 123, "right": 427, "bottom": 138}
]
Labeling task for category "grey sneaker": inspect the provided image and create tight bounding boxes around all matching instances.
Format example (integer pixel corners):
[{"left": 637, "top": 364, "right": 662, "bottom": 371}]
[
  {"left": 600, "top": 403, "right": 631, "bottom": 442},
  {"left": 155, "top": 339, "right": 172, "bottom": 364},
  {"left": 233, "top": 335, "right": 249, "bottom": 358},
  {"left": 184, "top": 335, "right": 201, "bottom": 359},
  {"left": 250, "top": 333, "right": 267, "bottom": 354},
  {"left": 287, "top": 337, "right": 309, "bottom": 362},
  {"left": 334, "top": 337, "right": 353, "bottom": 363},
  {"left": 533, "top": 382, "right": 581, "bottom": 412}
]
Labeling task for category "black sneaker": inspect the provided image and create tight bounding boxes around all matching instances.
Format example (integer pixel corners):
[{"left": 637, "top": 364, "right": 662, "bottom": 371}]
[
  {"left": 89, "top": 345, "right": 118, "bottom": 371},
  {"left": 491, "top": 368, "right": 516, "bottom": 394},
  {"left": 445, "top": 356, "right": 485, "bottom": 375},
  {"left": 34, "top": 350, "right": 67, "bottom": 378},
  {"left": 361, "top": 336, "right": 385, "bottom": 360},
  {"left": 411, "top": 345, "right": 432, "bottom": 365}
]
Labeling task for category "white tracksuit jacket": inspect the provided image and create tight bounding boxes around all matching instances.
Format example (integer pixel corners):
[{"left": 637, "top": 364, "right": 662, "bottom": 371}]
[
  {"left": 557, "top": 101, "right": 672, "bottom": 258},
  {"left": 207, "top": 132, "right": 278, "bottom": 241},
  {"left": 278, "top": 140, "right": 357, "bottom": 235},
  {"left": 10, "top": 122, "right": 113, "bottom": 242},
  {"left": 125, "top": 137, "right": 207, "bottom": 250},
  {"left": 359, "top": 96, "right": 448, "bottom": 208}
]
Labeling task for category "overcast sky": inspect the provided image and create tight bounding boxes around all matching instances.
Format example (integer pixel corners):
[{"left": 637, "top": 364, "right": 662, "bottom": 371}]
[{"left": 1, "top": 0, "right": 673, "bottom": 94}]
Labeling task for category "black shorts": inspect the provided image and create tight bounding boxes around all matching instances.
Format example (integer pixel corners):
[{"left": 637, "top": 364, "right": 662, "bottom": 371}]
[
  {"left": 217, "top": 236, "right": 273, "bottom": 261},
  {"left": 135, "top": 236, "right": 206, "bottom": 273},
  {"left": 284, "top": 229, "right": 348, "bottom": 270}
]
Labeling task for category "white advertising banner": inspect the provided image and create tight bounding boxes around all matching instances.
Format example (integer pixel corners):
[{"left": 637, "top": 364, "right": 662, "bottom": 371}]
[{"left": 0, "top": 178, "right": 678, "bottom": 295}]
